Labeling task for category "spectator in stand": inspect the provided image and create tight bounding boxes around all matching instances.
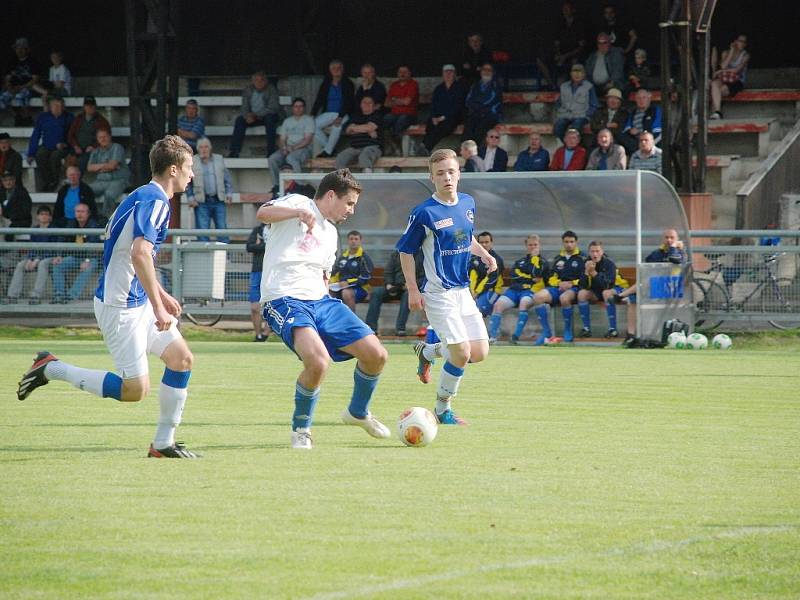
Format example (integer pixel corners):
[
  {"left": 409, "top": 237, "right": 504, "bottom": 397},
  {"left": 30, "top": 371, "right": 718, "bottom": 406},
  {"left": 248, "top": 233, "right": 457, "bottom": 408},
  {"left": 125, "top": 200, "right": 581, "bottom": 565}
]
[
  {"left": 4, "top": 205, "right": 59, "bottom": 304},
  {"left": 588, "top": 87, "right": 627, "bottom": 141},
  {"left": 185, "top": 137, "right": 232, "bottom": 243},
  {"left": 597, "top": 3, "right": 638, "bottom": 55},
  {"left": 246, "top": 222, "right": 271, "bottom": 342},
  {"left": 32, "top": 50, "right": 72, "bottom": 100},
  {"left": 624, "top": 49, "right": 651, "bottom": 99},
  {"left": 176, "top": 99, "right": 205, "bottom": 153},
  {"left": 576, "top": 240, "right": 619, "bottom": 338},
  {"left": 586, "top": 128, "right": 626, "bottom": 170},
  {"left": 710, "top": 34, "right": 750, "bottom": 120},
  {"left": 478, "top": 129, "right": 508, "bottom": 172},
  {"left": 0, "top": 37, "right": 41, "bottom": 125},
  {"left": 585, "top": 33, "right": 625, "bottom": 96},
  {"left": 619, "top": 88, "right": 662, "bottom": 155},
  {"left": 422, "top": 64, "right": 466, "bottom": 154},
  {"left": 629, "top": 131, "right": 662, "bottom": 174},
  {"left": 268, "top": 97, "right": 314, "bottom": 194},
  {"left": 470, "top": 231, "right": 505, "bottom": 318},
  {"left": 550, "top": 128, "right": 587, "bottom": 171},
  {"left": 365, "top": 249, "right": 424, "bottom": 336},
  {"left": 461, "top": 32, "right": 492, "bottom": 84},
  {"left": 271, "top": 164, "right": 315, "bottom": 200},
  {"left": 354, "top": 63, "right": 386, "bottom": 113},
  {"left": 51, "top": 202, "right": 102, "bottom": 303},
  {"left": 553, "top": 2, "right": 588, "bottom": 84},
  {"left": 329, "top": 230, "right": 373, "bottom": 313},
  {"left": 554, "top": 63, "right": 598, "bottom": 141},
  {"left": 53, "top": 165, "right": 99, "bottom": 226},
  {"left": 462, "top": 63, "right": 502, "bottom": 144},
  {"left": 0, "top": 132, "right": 23, "bottom": 181},
  {"left": 383, "top": 65, "right": 419, "bottom": 154},
  {"left": 515, "top": 133, "right": 550, "bottom": 172},
  {"left": 336, "top": 96, "right": 383, "bottom": 172},
  {"left": 312, "top": 59, "right": 355, "bottom": 158},
  {"left": 67, "top": 96, "right": 111, "bottom": 174},
  {"left": 460, "top": 139, "right": 485, "bottom": 172},
  {"left": 27, "top": 95, "right": 73, "bottom": 192},
  {"left": 0, "top": 170, "right": 32, "bottom": 240},
  {"left": 228, "top": 71, "right": 280, "bottom": 158},
  {"left": 87, "top": 129, "right": 129, "bottom": 217}
]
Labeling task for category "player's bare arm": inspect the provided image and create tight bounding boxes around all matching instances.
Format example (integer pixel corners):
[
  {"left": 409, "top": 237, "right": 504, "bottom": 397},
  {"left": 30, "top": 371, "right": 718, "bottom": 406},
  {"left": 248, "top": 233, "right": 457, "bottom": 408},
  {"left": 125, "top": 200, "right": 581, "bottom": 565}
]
[
  {"left": 131, "top": 237, "right": 172, "bottom": 331},
  {"left": 470, "top": 236, "right": 497, "bottom": 273},
  {"left": 399, "top": 252, "right": 424, "bottom": 310},
  {"left": 257, "top": 203, "right": 316, "bottom": 231}
]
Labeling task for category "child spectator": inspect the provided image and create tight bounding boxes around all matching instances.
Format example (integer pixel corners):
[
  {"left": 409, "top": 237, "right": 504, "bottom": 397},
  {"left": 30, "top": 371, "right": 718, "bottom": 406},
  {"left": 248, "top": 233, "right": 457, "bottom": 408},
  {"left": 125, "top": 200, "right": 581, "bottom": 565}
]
[
  {"left": 624, "top": 49, "right": 651, "bottom": 99},
  {"left": 47, "top": 51, "right": 72, "bottom": 97}
]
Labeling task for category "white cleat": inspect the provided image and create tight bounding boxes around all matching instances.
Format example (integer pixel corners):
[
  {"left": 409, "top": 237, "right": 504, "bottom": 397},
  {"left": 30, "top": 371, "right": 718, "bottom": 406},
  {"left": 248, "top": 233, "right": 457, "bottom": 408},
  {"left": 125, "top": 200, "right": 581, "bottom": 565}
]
[
  {"left": 341, "top": 410, "right": 391, "bottom": 439},
  {"left": 291, "top": 427, "right": 313, "bottom": 449}
]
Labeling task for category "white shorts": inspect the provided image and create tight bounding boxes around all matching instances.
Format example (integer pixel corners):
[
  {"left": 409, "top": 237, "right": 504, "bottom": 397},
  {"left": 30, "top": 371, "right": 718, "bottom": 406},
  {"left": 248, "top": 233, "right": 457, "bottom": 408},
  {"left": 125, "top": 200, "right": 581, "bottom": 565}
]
[
  {"left": 94, "top": 298, "right": 182, "bottom": 379},
  {"left": 423, "top": 286, "right": 488, "bottom": 345}
]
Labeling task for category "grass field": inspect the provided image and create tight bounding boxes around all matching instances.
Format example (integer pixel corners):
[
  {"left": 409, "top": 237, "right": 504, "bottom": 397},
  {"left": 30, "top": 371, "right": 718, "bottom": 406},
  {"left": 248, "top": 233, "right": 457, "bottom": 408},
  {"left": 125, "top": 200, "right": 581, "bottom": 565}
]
[{"left": 2, "top": 337, "right": 799, "bottom": 599}]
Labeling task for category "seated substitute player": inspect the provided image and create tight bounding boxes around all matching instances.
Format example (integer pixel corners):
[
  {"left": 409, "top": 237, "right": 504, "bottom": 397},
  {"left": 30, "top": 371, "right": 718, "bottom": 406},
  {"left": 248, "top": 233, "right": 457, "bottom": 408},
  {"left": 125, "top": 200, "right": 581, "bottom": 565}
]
[
  {"left": 532, "top": 230, "right": 586, "bottom": 344},
  {"left": 488, "top": 234, "right": 548, "bottom": 344},
  {"left": 257, "top": 169, "right": 390, "bottom": 449},
  {"left": 613, "top": 228, "right": 686, "bottom": 347},
  {"left": 469, "top": 230, "right": 505, "bottom": 318},
  {"left": 17, "top": 135, "right": 199, "bottom": 458},
  {"left": 576, "top": 240, "right": 621, "bottom": 338},
  {"left": 396, "top": 148, "right": 497, "bottom": 426},
  {"left": 328, "top": 229, "right": 373, "bottom": 313}
]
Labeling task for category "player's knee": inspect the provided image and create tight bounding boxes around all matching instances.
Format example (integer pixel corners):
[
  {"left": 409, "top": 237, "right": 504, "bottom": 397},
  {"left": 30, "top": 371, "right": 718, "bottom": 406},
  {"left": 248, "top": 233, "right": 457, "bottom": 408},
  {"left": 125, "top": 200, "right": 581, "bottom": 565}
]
[
  {"left": 305, "top": 354, "right": 330, "bottom": 378},
  {"left": 560, "top": 295, "right": 573, "bottom": 307}
]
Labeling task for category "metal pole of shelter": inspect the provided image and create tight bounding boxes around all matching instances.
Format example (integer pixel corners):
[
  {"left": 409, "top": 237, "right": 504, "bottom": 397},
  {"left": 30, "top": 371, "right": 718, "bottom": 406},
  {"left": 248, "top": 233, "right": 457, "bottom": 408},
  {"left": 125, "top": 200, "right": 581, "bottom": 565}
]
[
  {"left": 635, "top": 169, "right": 642, "bottom": 339},
  {"left": 659, "top": 0, "right": 673, "bottom": 183}
]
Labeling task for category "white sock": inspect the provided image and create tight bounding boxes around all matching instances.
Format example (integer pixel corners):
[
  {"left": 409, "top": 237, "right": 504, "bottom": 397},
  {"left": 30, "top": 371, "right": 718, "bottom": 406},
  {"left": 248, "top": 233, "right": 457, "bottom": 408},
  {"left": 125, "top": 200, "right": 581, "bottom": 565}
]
[
  {"left": 435, "top": 397, "right": 451, "bottom": 414},
  {"left": 436, "top": 365, "right": 463, "bottom": 410},
  {"left": 44, "top": 361, "right": 107, "bottom": 397},
  {"left": 153, "top": 383, "right": 187, "bottom": 448},
  {"left": 422, "top": 343, "right": 438, "bottom": 361}
]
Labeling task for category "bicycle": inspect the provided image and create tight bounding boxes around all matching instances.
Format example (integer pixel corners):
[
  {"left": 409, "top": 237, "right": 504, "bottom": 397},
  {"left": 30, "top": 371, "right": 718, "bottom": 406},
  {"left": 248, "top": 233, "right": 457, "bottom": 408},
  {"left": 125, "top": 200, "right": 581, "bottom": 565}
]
[{"left": 693, "top": 252, "right": 800, "bottom": 330}]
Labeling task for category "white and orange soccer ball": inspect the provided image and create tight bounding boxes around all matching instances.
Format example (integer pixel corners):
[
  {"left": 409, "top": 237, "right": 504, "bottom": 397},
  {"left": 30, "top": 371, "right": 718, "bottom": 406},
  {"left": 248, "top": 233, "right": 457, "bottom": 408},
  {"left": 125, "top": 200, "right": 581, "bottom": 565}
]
[{"left": 398, "top": 406, "right": 438, "bottom": 447}]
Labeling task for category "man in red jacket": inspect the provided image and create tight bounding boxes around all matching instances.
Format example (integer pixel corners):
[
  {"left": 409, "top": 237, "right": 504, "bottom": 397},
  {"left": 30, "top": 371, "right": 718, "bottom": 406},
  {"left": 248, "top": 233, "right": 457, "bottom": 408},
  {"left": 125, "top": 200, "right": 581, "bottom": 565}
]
[{"left": 549, "top": 128, "right": 587, "bottom": 171}]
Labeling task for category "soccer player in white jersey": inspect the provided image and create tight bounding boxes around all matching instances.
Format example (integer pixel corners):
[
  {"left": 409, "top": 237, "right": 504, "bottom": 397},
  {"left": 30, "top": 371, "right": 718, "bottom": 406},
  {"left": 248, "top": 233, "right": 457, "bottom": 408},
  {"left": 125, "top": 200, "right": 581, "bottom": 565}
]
[
  {"left": 258, "top": 169, "right": 390, "bottom": 449},
  {"left": 396, "top": 149, "right": 497, "bottom": 425},
  {"left": 17, "top": 135, "right": 199, "bottom": 458}
]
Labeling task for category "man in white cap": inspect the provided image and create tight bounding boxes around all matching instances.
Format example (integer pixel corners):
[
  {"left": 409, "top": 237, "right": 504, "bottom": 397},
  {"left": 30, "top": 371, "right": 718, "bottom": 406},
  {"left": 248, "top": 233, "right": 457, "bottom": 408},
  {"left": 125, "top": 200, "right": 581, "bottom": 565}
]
[
  {"left": 422, "top": 64, "right": 467, "bottom": 154},
  {"left": 1, "top": 38, "right": 41, "bottom": 125}
]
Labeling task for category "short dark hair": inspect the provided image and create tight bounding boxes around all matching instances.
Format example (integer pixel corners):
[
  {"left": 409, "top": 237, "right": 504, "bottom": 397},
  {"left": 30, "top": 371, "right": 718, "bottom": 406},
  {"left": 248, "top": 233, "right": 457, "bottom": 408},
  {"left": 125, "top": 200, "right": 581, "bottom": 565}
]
[
  {"left": 149, "top": 134, "right": 193, "bottom": 177},
  {"left": 292, "top": 97, "right": 305, "bottom": 106},
  {"left": 588, "top": 240, "right": 603, "bottom": 248},
  {"left": 562, "top": 230, "right": 578, "bottom": 241},
  {"left": 477, "top": 231, "right": 493, "bottom": 241},
  {"left": 37, "top": 205, "right": 52, "bottom": 215},
  {"left": 347, "top": 230, "right": 362, "bottom": 238},
  {"left": 314, "top": 169, "right": 362, "bottom": 200},
  {"left": 186, "top": 98, "right": 198, "bottom": 106}
]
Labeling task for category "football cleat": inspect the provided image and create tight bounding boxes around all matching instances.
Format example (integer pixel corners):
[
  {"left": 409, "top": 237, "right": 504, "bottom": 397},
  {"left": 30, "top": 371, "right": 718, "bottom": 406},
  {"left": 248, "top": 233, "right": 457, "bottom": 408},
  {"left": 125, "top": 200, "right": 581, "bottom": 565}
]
[
  {"left": 17, "top": 351, "right": 58, "bottom": 401},
  {"left": 605, "top": 328, "right": 619, "bottom": 338},
  {"left": 147, "top": 442, "right": 200, "bottom": 458},
  {"left": 510, "top": 334, "right": 520, "bottom": 345},
  {"left": 413, "top": 341, "right": 433, "bottom": 384},
  {"left": 435, "top": 409, "right": 468, "bottom": 426},
  {"left": 341, "top": 410, "right": 391, "bottom": 438},
  {"left": 291, "top": 427, "right": 313, "bottom": 449},
  {"left": 579, "top": 327, "right": 592, "bottom": 338}
]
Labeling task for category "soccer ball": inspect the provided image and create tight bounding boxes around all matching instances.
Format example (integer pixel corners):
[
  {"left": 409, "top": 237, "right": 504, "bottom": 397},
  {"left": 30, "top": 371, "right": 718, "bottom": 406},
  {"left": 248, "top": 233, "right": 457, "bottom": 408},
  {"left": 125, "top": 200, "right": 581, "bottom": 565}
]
[
  {"left": 398, "top": 407, "right": 438, "bottom": 447},
  {"left": 667, "top": 331, "right": 687, "bottom": 349},
  {"left": 685, "top": 332, "right": 709, "bottom": 350},
  {"left": 712, "top": 333, "right": 733, "bottom": 350}
]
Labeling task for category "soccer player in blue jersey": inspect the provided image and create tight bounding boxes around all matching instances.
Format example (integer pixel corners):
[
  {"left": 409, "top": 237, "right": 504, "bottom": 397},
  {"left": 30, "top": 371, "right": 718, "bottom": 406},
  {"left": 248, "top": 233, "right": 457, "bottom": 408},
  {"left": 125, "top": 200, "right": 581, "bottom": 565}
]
[
  {"left": 258, "top": 169, "right": 390, "bottom": 449},
  {"left": 397, "top": 148, "right": 497, "bottom": 425},
  {"left": 17, "top": 135, "right": 199, "bottom": 458}
]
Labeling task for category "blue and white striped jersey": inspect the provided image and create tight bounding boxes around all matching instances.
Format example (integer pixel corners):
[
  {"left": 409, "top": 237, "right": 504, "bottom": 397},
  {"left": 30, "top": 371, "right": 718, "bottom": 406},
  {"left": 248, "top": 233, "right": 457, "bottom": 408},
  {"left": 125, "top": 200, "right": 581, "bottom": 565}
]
[
  {"left": 94, "top": 181, "right": 171, "bottom": 308},
  {"left": 396, "top": 192, "right": 476, "bottom": 292}
]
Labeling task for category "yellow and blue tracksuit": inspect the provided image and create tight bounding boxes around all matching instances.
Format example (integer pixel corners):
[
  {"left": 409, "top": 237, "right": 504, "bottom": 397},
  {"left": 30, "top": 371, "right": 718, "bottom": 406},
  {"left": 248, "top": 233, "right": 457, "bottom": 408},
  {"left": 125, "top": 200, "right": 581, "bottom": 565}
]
[
  {"left": 469, "top": 249, "right": 505, "bottom": 317},
  {"left": 488, "top": 253, "right": 549, "bottom": 339},
  {"left": 330, "top": 246, "right": 373, "bottom": 303},
  {"left": 577, "top": 255, "right": 618, "bottom": 332},
  {"left": 535, "top": 247, "right": 586, "bottom": 343}
]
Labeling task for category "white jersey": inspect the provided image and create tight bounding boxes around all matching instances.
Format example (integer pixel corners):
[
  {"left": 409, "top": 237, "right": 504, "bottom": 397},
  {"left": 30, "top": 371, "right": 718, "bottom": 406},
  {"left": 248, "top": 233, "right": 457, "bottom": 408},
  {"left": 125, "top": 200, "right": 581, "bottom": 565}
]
[{"left": 260, "top": 193, "right": 338, "bottom": 302}]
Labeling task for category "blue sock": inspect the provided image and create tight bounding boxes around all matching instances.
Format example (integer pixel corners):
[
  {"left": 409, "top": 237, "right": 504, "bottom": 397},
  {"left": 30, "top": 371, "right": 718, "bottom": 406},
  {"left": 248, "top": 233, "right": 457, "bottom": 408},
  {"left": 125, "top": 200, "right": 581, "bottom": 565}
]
[
  {"left": 606, "top": 302, "right": 617, "bottom": 330},
  {"left": 101, "top": 372, "right": 123, "bottom": 400},
  {"left": 514, "top": 311, "right": 529, "bottom": 337},
  {"left": 578, "top": 301, "right": 591, "bottom": 329},
  {"left": 563, "top": 306, "right": 574, "bottom": 332},
  {"left": 348, "top": 366, "right": 379, "bottom": 418},
  {"left": 488, "top": 313, "right": 502, "bottom": 338},
  {"left": 293, "top": 382, "right": 320, "bottom": 430},
  {"left": 535, "top": 305, "right": 551, "bottom": 337}
]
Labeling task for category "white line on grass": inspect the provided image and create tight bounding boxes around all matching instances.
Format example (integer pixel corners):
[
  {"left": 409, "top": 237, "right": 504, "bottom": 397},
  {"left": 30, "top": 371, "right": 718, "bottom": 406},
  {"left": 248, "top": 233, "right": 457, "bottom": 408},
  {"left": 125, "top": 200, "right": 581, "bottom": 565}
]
[{"left": 303, "top": 525, "right": 795, "bottom": 600}]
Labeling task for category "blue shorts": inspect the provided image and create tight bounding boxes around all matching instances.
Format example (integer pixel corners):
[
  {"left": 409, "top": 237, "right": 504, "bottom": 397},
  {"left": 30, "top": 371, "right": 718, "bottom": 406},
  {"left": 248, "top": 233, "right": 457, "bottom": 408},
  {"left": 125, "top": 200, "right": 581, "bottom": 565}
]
[
  {"left": 475, "top": 290, "right": 501, "bottom": 316},
  {"left": 249, "top": 272, "right": 262, "bottom": 303},
  {"left": 331, "top": 286, "right": 368, "bottom": 303},
  {"left": 544, "top": 285, "right": 579, "bottom": 304},
  {"left": 263, "top": 295, "right": 373, "bottom": 362},
  {"left": 500, "top": 288, "right": 533, "bottom": 308}
]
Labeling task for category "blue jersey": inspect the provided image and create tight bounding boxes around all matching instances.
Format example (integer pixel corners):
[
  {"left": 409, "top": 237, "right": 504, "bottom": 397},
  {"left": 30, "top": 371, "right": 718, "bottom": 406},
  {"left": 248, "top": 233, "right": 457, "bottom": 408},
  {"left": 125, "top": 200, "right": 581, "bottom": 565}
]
[
  {"left": 95, "top": 181, "right": 171, "bottom": 308},
  {"left": 396, "top": 192, "right": 476, "bottom": 292}
]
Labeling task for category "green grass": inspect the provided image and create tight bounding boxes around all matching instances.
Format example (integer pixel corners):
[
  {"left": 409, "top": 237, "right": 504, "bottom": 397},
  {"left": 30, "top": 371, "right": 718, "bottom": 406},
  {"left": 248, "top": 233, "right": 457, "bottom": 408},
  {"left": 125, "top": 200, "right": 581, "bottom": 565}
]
[{"left": 1, "top": 339, "right": 799, "bottom": 598}]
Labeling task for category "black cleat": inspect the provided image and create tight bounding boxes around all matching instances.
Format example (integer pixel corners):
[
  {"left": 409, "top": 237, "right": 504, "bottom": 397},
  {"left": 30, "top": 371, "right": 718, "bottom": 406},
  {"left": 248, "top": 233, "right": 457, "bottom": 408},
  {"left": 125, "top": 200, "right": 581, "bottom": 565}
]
[
  {"left": 579, "top": 327, "right": 592, "bottom": 338},
  {"left": 147, "top": 442, "right": 201, "bottom": 458},
  {"left": 510, "top": 334, "right": 519, "bottom": 345},
  {"left": 605, "top": 328, "right": 619, "bottom": 338},
  {"left": 622, "top": 334, "right": 638, "bottom": 348},
  {"left": 17, "top": 351, "right": 58, "bottom": 400}
]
